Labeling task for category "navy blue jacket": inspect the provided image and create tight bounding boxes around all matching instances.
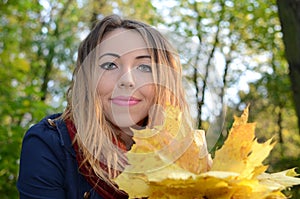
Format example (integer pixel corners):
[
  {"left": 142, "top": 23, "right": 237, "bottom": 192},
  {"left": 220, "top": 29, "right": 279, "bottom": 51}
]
[{"left": 17, "top": 114, "right": 104, "bottom": 199}]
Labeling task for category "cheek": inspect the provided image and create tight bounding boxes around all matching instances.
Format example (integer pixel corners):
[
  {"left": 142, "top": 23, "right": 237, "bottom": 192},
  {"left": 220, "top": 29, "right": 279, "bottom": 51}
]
[
  {"left": 141, "top": 84, "right": 156, "bottom": 103},
  {"left": 97, "top": 74, "right": 116, "bottom": 96},
  {"left": 135, "top": 73, "right": 155, "bottom": 99},
  {"left": 97, "top": 80, "right": 114, "bottom": 122}
]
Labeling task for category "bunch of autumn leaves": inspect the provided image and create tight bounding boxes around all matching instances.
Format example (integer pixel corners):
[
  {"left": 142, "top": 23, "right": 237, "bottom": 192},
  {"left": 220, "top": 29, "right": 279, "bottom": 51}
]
[{"left": 114, "top": 105, "right": 300, "bottom": 199}]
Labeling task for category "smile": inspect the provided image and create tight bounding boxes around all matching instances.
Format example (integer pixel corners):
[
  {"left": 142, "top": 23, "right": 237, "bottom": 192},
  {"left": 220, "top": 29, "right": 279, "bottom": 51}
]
[{"left": 110, "top": 96, "right": 141, "bottom": 106}]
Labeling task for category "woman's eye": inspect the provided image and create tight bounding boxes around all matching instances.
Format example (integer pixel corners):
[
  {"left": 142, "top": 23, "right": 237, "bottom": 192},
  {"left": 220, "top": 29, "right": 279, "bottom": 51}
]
[
  {"left": 137, "top": 64, "right": 152, "bottom": 73},
  {"left": 99, "top": 62, "right": 117, "bottom": 70}
]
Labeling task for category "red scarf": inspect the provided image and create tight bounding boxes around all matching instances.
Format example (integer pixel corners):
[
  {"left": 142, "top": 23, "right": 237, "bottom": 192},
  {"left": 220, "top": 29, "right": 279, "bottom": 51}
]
[{"left": 65, "top": 119, "right": 129, "bottom": 199}]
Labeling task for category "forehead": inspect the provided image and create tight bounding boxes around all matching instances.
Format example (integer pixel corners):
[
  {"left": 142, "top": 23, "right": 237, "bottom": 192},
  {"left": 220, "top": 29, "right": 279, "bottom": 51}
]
[{"left": 98, "top": 28, "right": 149, "bottom": 55}]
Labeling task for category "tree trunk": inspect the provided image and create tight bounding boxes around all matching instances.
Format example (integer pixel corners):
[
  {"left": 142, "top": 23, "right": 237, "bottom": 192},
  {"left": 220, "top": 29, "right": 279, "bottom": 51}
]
[
  {"left": 192, "top": 2, "right": 203, "bottom": 129},
  {"left": 40, "top": 0, "right": 72, "bottom": 101},
  {"left": 276, "top": 0, "right": 300, "bottom": 134},
  {"left": 193, "top": 46, "right": 202, "bottom": 129},
  {"left": 192, "top": 1, "right": 225, "bottom": 129},
  {"left": 278, "top": 106, "right": 284, "bottom": 143}
]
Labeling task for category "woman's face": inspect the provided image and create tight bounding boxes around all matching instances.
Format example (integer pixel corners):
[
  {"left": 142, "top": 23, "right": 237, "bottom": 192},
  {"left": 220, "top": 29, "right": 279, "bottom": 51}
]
[{"left": 97, "top": 28, "right": 155, "bottom": 128}]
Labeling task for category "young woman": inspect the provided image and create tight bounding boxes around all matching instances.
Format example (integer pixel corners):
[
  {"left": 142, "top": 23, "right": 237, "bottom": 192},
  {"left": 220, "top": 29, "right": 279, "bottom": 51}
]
[{"left": 17, "top": 14, "right": 212, "bottom": 199}]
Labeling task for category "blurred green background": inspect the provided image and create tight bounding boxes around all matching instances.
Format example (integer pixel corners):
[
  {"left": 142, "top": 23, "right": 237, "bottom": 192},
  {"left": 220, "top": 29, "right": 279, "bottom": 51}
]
[{"left": 1, "top": 0, "right": 299, "bottom": 198}]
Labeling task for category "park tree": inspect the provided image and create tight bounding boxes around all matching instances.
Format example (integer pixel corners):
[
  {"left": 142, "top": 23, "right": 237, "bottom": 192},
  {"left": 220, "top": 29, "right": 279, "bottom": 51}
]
[
  {"left": 277, "top": 0, "right": 300, "bottom": 134},
  {"left": 0, "top": 0, "right": 86, "bottom": 197},
  {"left": 155, "top": 2, "right": 299, "bottom": 196},
  {"left": 154, "top": 0, "right": 294, "bottom": 146}
]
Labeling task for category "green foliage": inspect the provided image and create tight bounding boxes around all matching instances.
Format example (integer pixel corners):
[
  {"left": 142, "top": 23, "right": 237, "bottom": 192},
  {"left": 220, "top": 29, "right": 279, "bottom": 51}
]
[
  {"left": 1, "top": 1, "right": 41, "bottom": 198},
  {"left": 0, "top": 0, "right": 81, "bottom": 197}
]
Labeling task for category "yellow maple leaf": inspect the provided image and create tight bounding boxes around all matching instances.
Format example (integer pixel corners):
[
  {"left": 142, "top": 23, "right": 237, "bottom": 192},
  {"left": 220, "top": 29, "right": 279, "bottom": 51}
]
[
  {"left": 211, "top": 105, "right": 276, "bottom": 179},
  {"left": 258, "top": 168, "right": 300, "bottom": 191}
]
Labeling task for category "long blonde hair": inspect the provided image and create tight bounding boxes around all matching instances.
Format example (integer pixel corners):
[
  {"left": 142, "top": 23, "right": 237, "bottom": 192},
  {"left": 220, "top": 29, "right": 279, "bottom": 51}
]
[{"left": 61, "top": 14, "right": 194, "bottom": 189}]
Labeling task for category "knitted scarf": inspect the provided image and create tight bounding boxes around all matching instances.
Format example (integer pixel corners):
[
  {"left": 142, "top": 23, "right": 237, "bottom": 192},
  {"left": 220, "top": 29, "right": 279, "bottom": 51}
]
[{"left": 65, "top": 119, "right": 129, "bottom": 199}]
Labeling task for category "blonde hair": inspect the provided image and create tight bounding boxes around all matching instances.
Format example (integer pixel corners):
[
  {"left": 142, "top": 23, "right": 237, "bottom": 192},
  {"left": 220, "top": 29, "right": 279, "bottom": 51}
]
[{"left": 61, "top": 14, "right": 194, "bottom": 189}]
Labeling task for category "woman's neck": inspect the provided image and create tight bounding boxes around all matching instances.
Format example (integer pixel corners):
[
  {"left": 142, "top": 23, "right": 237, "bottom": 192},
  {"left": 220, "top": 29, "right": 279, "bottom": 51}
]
[{"left": 114, "top": 127, "right": 134, "bottom": 151}]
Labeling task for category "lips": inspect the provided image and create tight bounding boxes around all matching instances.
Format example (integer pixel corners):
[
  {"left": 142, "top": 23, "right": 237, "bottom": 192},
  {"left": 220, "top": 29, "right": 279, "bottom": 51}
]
[{"left": 111, "top": 96, "right": 141, "bottom": 106}]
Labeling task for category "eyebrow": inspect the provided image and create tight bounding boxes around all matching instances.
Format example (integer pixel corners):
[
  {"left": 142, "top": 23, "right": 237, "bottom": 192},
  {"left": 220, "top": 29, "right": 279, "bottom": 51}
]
[
  {"left": 99, "top": 53, "right": 120, "bottom": 60},
  {"left": 99, "top": 53, "right": 151, "bottom": 60},
  {"left": 136, "top": 55, "right": 151, "bottom": 60}
]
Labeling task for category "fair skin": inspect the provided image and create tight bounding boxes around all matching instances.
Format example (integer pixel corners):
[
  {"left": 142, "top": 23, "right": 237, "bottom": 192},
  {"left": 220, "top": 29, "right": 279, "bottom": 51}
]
[{"left": 97, "top": 28, "right": 155, "bottom": 135}]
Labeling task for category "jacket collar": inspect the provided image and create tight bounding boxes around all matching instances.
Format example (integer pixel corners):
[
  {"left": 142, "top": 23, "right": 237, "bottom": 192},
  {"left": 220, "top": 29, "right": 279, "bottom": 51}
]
[{"left": 46, "top": 114, "right": 76, "bottom": 157}]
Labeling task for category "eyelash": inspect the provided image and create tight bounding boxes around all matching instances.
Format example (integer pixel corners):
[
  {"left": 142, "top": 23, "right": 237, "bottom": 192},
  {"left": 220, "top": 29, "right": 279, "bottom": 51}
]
[
  {"left": 137, "top": 64, "right": 152, "bottom": 73},
  {"left": 99, "top": 62, "right": 117, "bottom": 70},
  {"left": 99, "top": 62, "right": 152, "bottom": 73}
]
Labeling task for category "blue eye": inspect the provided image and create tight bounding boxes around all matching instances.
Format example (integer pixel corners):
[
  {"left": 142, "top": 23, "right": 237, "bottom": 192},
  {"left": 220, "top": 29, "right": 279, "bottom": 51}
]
[
  {"left": 99, "top": 62, "right": 117, "bottom": 70},
  {"left": 137, "top": 64, "right": 152, "bottom": 73}
]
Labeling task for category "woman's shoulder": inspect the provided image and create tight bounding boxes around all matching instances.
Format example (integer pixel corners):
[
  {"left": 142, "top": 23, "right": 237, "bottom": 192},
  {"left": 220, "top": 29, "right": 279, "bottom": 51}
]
[
  {"left": 26, "top": 114, "right": 62, "bottom": 134},
  {"left": 18, "top": 114, "right": 77, "bottom": 198},
  {"left": 23, "top": 114, "right": 74, "bottom": 156}
]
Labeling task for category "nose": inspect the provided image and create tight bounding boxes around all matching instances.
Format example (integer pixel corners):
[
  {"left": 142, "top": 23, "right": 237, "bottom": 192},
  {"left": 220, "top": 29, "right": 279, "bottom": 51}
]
[{"left": 118, "top": 70, "right": 135, "bottom": 88}]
